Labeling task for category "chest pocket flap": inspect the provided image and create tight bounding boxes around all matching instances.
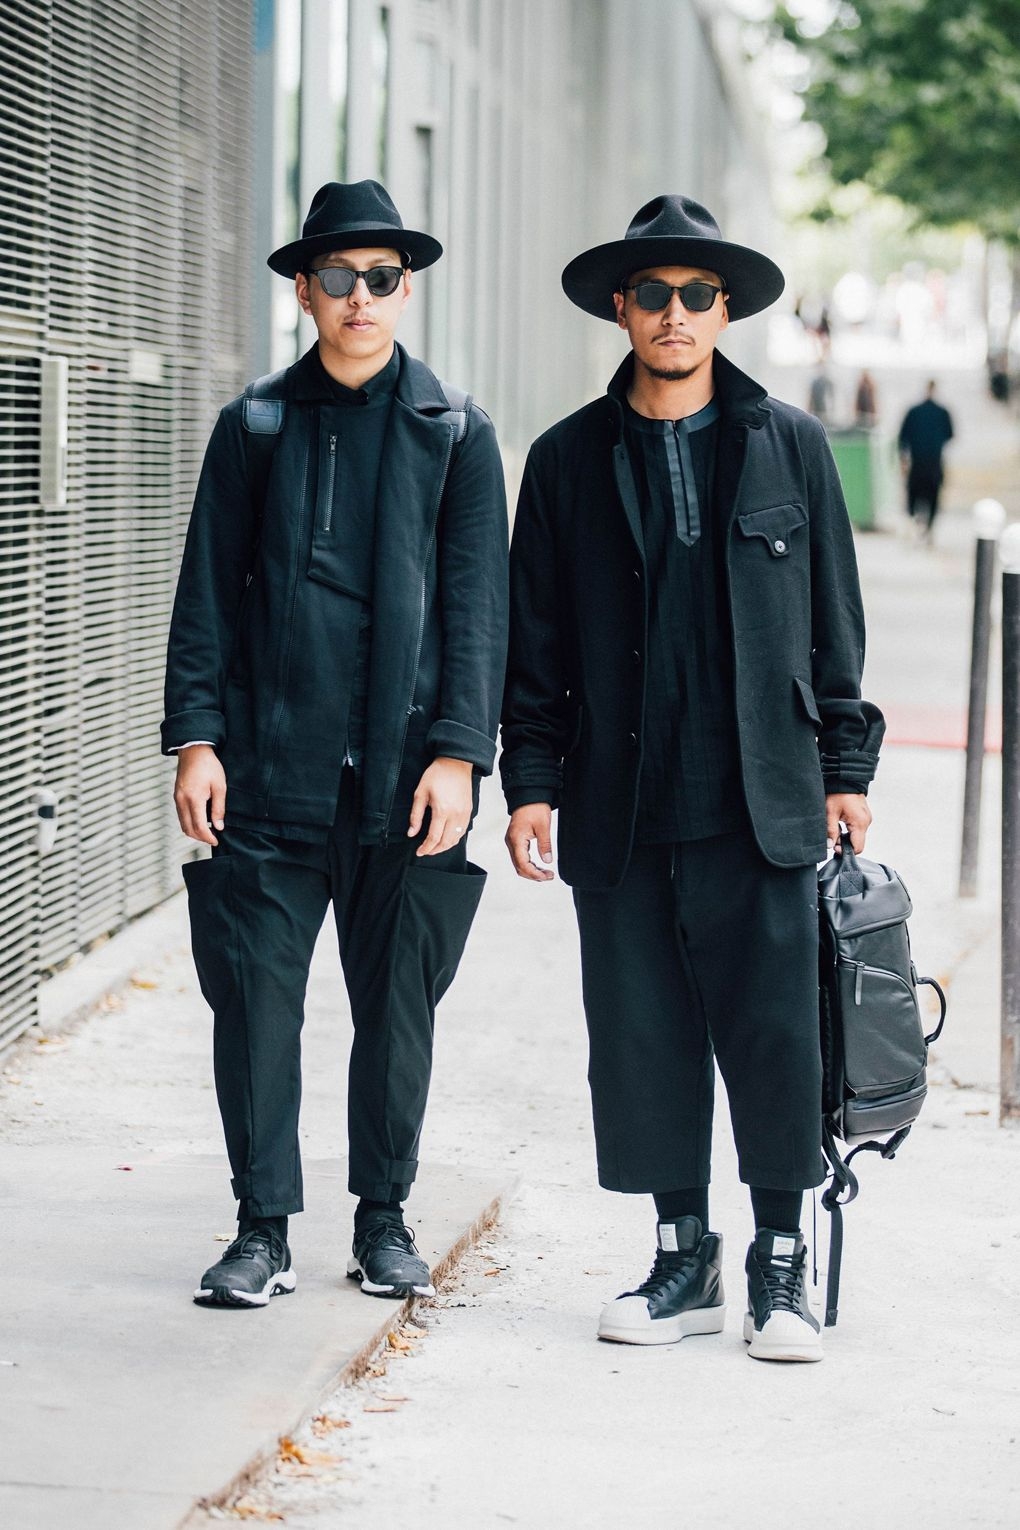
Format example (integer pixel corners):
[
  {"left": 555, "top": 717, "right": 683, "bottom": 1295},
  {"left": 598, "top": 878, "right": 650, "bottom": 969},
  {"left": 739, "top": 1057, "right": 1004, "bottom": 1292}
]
[{"left": 737, "top": 502, "right": 807, "bottom": 557}]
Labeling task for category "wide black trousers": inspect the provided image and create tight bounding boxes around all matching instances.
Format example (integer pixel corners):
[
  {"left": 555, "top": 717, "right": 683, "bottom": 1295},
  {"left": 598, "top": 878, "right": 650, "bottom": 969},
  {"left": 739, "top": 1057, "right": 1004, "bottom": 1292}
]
[
  {"left": 572, "top": 833, "right": 825, "bottom": 1194},
  {"left": 183, "top": 771, "right": 486, "bottom": 1219}
]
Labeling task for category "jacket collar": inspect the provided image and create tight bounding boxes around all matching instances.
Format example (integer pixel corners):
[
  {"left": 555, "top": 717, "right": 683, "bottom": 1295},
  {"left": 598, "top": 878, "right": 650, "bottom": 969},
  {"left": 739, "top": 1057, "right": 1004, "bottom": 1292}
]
[
  {"left": 605, "top": 347, "right": 771, "bottom": 434},
  {"left": 287, "top": 341, "right": 451, "bottom": 415}
]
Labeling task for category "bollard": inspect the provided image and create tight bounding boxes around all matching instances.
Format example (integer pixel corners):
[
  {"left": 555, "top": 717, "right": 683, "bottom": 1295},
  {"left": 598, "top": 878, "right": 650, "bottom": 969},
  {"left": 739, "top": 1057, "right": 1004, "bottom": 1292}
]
[
  {"left": 960, "top": 499, "right": 1006, "bottom": 896},
  {"left": 999, "top": 522, "right": 1020, "bottom": 1123}
]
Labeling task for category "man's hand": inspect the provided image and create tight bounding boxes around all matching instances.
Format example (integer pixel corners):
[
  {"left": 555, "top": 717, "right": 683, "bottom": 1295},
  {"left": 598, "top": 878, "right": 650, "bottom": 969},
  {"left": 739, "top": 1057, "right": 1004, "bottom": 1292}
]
[
  {"left": 409, "top": 757, "right": 474, "bottom": 856},
  {"left": 505, "top": 803, "right": 555, "bottom": 882},
  {"left": 826, "top": 792, "right": 872, "bottom": 855},
  {"left": 174, "top": 744, "right": 227, "bottom": 846}
]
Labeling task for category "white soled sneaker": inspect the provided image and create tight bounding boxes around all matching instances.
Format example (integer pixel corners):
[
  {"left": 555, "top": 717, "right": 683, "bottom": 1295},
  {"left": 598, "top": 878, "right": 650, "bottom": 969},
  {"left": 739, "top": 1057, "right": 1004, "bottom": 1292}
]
[
  {"left": 743, "top": 1227, "right": 823, "bottom": 1362},
  {"left": 598, "top": 1216, "right": 726, "bottom": 1345}
]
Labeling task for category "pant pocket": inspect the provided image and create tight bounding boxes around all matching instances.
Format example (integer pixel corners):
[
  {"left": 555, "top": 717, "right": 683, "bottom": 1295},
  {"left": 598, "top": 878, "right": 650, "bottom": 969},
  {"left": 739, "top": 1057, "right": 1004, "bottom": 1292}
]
[
  {"left": 402, "top": 859, "right": 487, "bottom": 1006},
  {"left": 182, "top": 855, "right": 239, "bottom": 1012}
]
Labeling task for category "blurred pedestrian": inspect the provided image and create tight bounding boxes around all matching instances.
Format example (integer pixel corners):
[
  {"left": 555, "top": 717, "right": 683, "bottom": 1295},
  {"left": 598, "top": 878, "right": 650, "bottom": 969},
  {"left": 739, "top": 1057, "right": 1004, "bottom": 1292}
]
[
  {"left": 898, "top": 379, "right": 954, "bottom": 540},
  {"left": 854, "top": 369, "right": 878, "bottom": 429},
  {"left": 501, "top": 194, "right": 884, "bottom": 1364},
  {"left": 163, "top": 180, "right": 508, "bottom": 1309},
  {"left": 807, "top": 364, "right": 835, "bottom": 424}
]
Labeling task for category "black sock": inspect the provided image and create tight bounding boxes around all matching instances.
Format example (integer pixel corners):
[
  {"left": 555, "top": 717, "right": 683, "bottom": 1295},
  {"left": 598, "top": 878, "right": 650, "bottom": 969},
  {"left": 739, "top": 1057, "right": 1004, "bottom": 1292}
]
[
  {"left": 653, "top": 1188, "right": 710, "bottom": 1230},
  {"left": 749, "top": 1187, "right": 803, "bottom": 1235},
  {"left": 239, "top": 1213, "right": 288, "bottom": 1243},
  {"left": 355, "top": 1196, "right": 403, "bottom": 1227}
]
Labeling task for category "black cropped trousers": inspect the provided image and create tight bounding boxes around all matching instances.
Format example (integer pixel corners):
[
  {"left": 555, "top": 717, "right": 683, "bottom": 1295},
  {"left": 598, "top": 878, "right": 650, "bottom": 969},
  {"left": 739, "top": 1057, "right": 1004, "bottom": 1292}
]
[
  {"left": 572, "top": 832, "right": 825, "bottom": 1195},
  {"left": 183, "top": 770, "right": 486, "bottom": 1220}
]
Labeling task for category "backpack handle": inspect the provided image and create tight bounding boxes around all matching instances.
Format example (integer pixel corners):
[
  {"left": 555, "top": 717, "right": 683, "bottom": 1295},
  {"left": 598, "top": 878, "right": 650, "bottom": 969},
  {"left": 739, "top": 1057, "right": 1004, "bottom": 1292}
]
[
  {"left": 918, "top": 974, "right": 947, "bottom": 1044},
  {"left": 836, "top": 831, "right": 864, "bottom": 896}
]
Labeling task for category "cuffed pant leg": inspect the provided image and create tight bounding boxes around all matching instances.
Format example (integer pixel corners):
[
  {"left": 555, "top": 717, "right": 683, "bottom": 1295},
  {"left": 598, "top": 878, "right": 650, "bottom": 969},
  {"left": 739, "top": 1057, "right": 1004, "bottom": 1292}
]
[
  {"left": 332, "top": 818, "right": 486, "bottom": 1202},
  {"left": 183, "top": 830, "right": 331, "bottom": 1218},
  {"left": 673, "top": 834, "right": 825, "bottom": 1190},
  {"left": 572, "top": 844, "right": 715, "bottom": 1192}
]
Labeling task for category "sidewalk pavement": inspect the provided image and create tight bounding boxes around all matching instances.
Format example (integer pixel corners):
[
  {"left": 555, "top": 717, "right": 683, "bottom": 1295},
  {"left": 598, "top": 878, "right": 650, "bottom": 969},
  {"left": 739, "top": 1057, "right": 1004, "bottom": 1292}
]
[{"left": 3, "top": 371, "right": 1019, "bottom": 1527}]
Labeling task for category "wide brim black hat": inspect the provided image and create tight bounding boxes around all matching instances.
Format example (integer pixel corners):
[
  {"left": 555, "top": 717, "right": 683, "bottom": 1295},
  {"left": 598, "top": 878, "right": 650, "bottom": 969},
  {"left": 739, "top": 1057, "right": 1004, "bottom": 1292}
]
[
  {"left": 268, "top": 179, "right": 443, "bottom": 278},
  {"left": 562, "top": 194, "right": 785, "bottom": 322}
]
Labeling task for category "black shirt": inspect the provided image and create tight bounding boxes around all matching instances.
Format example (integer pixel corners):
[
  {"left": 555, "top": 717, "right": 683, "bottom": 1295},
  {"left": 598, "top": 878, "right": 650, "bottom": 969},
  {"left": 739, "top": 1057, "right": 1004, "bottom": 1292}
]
[{"left": 623, "top": 397, "right": 746, "bottom": 843}]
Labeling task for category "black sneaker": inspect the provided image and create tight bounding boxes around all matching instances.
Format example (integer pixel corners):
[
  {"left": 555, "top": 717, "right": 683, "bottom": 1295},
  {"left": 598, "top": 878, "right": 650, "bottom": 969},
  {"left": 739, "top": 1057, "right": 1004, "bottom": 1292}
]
[
  {"left": 347, "top": 1211, "right": 435, "bottom": 1298},
  {"left": 597, "top": 1216, "right": 726, "bottom": 1345},
  {"left": 743, "top": 1227, "right": 822, "bottom": 1362},
  {"left": 194, "top": 1226, "right": 296, "bottom": 1308}
]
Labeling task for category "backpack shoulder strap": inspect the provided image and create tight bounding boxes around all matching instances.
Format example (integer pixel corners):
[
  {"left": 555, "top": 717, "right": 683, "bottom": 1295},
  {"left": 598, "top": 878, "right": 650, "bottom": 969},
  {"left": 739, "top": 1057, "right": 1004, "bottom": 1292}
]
[
  {"left": 436, "top": 380, "right": 472, "bottom": 444},
  {"left": 241, "top": 368, "right": 289, "bottom": 559}
]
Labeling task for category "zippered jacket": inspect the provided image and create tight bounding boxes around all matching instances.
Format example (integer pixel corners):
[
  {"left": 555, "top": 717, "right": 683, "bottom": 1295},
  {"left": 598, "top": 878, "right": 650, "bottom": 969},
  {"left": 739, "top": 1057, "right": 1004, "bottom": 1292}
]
[
  {"left": 162, "top": 344, "right": 509, "bottom": 842},
  {"left": 500, "top": 349, "right": 884, "bottom": 889}
]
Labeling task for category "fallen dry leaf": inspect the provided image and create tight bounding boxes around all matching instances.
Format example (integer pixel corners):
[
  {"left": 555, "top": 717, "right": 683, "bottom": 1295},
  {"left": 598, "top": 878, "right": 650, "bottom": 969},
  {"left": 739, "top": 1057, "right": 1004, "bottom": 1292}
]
[
  {"left": 387, "top": 1330, "right": 415, "bottom": 1352},
  {"left": 229, "top": 1501, "right": 284, "bottom": 1522},
  {"left": 378, "top": 1394, "right": 409, "bottom": 1403},
  {"left": 277, "top": 1436, "right": 336, "bottom": 1467},
  {"left": 213, "top": 1232, "right": 233, "bottom": 1242},
  {"left": 364, "top": 1403, "right": 402, "bottom": 1413},
  {"left": 131, "top": 977, "right": 159, "bottom": 990},
  {"left": 364, "top": 1362, "right": 386, "bottom": 1378},
  {"left": 115, "top": 1164, "right": 133, "bottom": 1172},
  {"left": 311, "top": 1414, "right": 352, "bottom": 1436}
]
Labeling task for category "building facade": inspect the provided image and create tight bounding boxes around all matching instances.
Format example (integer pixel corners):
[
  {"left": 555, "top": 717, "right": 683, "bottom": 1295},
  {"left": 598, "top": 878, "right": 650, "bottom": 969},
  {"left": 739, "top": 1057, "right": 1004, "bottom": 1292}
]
[{"left": 0, "top": 0, "right": 774, "bottom": 1048}]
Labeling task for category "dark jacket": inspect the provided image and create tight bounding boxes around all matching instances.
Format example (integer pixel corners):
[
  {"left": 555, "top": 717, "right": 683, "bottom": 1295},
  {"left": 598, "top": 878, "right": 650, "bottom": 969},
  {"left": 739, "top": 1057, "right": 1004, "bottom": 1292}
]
[
  {"left": 162, "top": 344, "right": 509, "bottom": 843},
  {"left": 500, "top": 350, "right": 884, "bottom": 889}
]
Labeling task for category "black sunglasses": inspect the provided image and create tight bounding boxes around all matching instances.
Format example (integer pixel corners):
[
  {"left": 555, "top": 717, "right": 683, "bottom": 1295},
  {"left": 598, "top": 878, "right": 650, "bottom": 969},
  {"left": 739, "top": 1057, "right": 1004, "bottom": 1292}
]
[
  {"left": 621, "top": 280, "right": 726, "bottom": 313},
  {"left": 306, "top": 264, "right": 404, "bottom": 299}
]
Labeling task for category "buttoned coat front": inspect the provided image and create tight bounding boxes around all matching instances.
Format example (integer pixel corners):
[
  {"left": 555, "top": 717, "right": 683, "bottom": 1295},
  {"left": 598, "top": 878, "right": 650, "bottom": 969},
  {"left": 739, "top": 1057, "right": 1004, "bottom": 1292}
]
[{"left": 500, "top": 350, "right": 884, "bottom": 889}]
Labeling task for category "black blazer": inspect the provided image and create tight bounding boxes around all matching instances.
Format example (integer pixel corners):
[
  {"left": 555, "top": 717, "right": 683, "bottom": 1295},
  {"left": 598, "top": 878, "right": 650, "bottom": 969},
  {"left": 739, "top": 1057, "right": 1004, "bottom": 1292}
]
[{"left": 500, "top": 350, "right": 884, "bottom": 889}]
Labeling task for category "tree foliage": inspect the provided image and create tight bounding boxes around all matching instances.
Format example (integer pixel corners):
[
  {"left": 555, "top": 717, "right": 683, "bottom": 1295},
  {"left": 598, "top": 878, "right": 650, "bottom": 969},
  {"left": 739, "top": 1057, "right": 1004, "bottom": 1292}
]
[{"left": 773, "top": 0, "right": 1020, "bottom": 241}]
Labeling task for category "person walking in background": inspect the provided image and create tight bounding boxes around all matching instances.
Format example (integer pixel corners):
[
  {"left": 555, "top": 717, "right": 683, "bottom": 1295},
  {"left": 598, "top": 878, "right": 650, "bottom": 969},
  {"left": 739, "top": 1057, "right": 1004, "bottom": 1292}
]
[
  {"left": 854, "top": 369, "right": 878, "bottom": 429},
  {"left": 501, "top": 195, "right": 883, "bottom": 1364},
  {"left": 898, "top": 379, "right": 954, "bottom": 540},
  {"left": 807, "top": 364, "right": 835, "bottom": 425},
  {"left": 163, "top": 180, "right": 508, "bottom": 1309}
]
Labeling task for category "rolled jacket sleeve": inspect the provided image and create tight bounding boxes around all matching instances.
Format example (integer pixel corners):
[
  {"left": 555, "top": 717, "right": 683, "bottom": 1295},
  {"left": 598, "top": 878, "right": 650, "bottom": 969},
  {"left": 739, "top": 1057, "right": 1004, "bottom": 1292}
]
[
  {"left": 803, "top": 415, "right": 885, "bottom": 791},
  {"left": 161, "top": 403, "right": 253, "bottom": 754},
  {"left": 426, "top": 407, "right": 509, "bottom": 774},
  {"left": 499, "top": 440, "right": 570, "bottom": 810}
]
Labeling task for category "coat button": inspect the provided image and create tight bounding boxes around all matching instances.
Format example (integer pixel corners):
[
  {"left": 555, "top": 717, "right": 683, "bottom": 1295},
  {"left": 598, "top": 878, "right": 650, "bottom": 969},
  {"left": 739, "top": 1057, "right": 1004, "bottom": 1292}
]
[
  {"left": 774, "top": 538, "right": 787, "bottom": 553},
  {"left": 632, "top": 568, "right": 642, "bottom": 582},
  {"left": 628, "top": 731, "right": 638, "bottom": 748},
  {"left": 631, "top": 650, "right": 642, "bottom": 665}
]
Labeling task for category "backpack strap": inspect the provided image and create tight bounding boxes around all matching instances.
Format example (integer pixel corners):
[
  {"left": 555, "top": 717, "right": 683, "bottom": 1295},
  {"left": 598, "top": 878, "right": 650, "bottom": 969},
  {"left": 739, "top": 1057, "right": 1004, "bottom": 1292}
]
[
  {"left": 435, "top": 380, "right": 472, "bottom": 443},
  {"left": 821, "top": 1120, "right": 912, "bottom": 1327},
  {"left": 242, "top": 368, "right": 289, "bottom": 562}
]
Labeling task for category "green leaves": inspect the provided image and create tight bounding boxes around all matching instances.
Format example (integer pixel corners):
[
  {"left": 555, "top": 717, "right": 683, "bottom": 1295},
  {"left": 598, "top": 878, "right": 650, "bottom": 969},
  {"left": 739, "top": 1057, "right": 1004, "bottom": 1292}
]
[{"left": 775, "top": 0, "right": 1020, "bottom": 240}]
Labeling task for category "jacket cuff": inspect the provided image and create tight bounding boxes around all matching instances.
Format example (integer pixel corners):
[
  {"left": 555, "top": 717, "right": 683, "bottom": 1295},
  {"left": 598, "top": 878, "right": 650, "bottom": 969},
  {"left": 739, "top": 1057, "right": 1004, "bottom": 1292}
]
[
  {"left": 426, "top": 719, "right": 497, "bottom": 774},
  {"left": 820, "top": 749, "right": 879, "bottom": 791},
  {"left": 504, "top": 785, "right": 559, "bottom": 813},
  {"left": 824, "top": 779, "right": 870, "bottom": 798},
  {"left": 161, "top": 710, "right": 226, "bottom": 756}
]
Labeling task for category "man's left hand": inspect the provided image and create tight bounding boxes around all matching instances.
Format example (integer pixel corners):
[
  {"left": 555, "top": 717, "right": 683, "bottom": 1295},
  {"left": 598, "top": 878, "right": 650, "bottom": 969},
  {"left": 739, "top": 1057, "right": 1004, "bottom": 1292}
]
[
  {"left": 409, "top": 757, "right": 474, "bottom": 856},
  {"left": 826, "top": 792, "right": 872, "bottom": 855}
]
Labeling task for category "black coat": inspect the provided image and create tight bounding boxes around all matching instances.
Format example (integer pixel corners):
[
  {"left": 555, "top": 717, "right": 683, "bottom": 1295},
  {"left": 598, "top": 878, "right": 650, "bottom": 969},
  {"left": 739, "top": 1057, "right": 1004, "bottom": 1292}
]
[
  {"left": 500, "top": 350, "right": 884, "bottom": 889},
  {"left": 162, "top": 345, "right": 509, "bottom": 842}
]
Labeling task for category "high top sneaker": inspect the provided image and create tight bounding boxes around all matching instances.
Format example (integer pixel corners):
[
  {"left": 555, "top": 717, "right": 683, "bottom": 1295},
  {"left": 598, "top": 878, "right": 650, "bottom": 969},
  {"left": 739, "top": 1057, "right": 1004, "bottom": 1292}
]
[
  {"left": 597, "top": 1216, "right": 726, "bottom": 1345},
  {"left": 743, "top": 1227, "right": 823, "bottom": 1362}
]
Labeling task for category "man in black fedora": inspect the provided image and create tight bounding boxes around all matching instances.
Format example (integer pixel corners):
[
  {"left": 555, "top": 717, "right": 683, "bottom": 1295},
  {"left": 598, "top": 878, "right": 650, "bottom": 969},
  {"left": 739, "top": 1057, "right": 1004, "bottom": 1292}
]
[
  {"left": 163, "top": 179, "right": 508, "bottom": 1307},
  {"left": 501, "top": 195, "right": 883, "bottom": 1362}
]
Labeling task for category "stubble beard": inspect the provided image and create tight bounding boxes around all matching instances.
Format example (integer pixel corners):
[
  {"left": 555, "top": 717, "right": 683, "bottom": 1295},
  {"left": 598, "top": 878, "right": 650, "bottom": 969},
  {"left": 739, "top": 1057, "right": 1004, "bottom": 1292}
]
[{"left": 645, "top": 360, "right": 702, "bottom": 381}]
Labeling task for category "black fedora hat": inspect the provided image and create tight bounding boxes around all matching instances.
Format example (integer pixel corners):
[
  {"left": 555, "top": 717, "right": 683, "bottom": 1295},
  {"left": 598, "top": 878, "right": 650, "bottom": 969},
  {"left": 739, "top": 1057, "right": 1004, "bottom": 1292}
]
[
  {"left": 267, "top": 179, "right": 443, "bottom": 278},
  {"left": 561, "top": 194, "right": 784, "bottom": 322}
]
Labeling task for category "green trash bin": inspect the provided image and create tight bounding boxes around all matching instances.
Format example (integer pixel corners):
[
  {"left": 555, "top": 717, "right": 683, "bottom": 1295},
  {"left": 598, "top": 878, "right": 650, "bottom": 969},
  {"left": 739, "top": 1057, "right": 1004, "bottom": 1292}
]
[{"left": 827, "top": 427, "right": 875, "bottom": 529}]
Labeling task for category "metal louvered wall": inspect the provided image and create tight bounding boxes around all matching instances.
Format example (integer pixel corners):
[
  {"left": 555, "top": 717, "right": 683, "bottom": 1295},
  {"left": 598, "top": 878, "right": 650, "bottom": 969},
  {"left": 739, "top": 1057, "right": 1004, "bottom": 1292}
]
[{"left": 0, "top": 0, "right": 253, "bottom": 1048}]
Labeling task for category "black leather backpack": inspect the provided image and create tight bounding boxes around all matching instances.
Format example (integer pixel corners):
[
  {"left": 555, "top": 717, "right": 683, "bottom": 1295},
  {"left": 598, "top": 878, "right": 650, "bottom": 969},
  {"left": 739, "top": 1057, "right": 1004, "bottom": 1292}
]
[{"left": 817, "top": 835, "right": 947, "bottom": 1325}]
